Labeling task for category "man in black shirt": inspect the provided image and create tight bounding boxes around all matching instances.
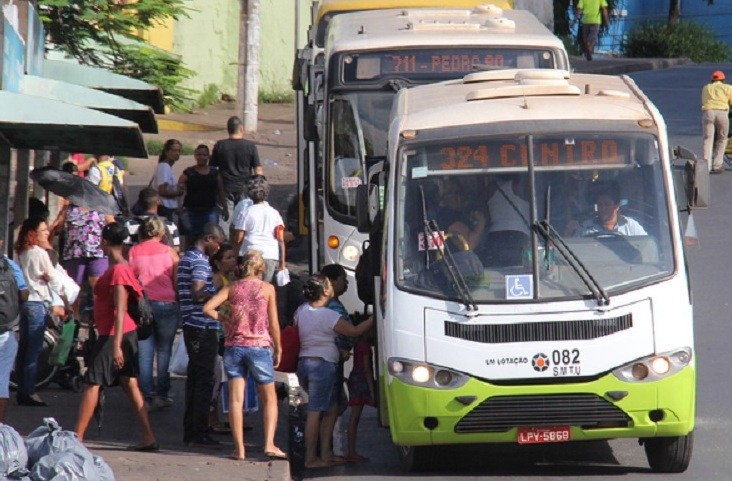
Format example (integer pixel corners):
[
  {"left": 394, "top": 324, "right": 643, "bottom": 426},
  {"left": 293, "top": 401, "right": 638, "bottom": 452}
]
[{"left": 210, "top": 116, "right": 263, "bottom": 234}]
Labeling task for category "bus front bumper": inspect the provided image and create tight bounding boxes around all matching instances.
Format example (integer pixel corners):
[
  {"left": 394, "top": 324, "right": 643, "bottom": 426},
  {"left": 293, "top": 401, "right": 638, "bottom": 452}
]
[{"left": 386, "top": 365, "right": 695, "bottom": 446}]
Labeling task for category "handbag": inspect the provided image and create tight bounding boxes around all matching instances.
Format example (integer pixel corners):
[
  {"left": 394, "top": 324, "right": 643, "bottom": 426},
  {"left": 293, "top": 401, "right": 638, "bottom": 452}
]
[
  {"left": 278, "top": 324, "right": 300, "bottom": 373},
  {"left": 127, "top": 286, "right": 154, "bottom": 340}
]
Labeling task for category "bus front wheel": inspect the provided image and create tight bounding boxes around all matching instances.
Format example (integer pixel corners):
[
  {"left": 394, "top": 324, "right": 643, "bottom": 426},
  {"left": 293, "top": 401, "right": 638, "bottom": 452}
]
[
  {"left": 397, "top": 445, "right": 434, "bottom": 472},
  {"left": 643, "top": 432, "right": 693, "bottom": 473}
]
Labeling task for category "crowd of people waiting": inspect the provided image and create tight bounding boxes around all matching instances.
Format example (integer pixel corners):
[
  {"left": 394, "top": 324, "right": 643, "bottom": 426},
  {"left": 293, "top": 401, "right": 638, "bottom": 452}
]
[{"left": 0, "top": 115, "right": 376, "bottom": 466}]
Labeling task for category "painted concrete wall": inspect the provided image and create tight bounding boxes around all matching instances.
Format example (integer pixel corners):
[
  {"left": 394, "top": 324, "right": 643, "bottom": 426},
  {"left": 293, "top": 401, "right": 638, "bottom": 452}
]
[
  {"left": 170, "top": 0, "right": 240, "bottom": 96},
  {"left": 260, "top": 0, "right": 311, "bottom": 97},
  {"left": 145, "top": 0, "right": 311, "bottom": 100}
]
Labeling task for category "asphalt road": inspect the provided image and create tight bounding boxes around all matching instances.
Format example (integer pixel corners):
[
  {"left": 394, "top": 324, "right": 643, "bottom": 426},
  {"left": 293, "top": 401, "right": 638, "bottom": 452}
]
[{"left": 307, "top": 63, "right": 732, "bottom": 480}]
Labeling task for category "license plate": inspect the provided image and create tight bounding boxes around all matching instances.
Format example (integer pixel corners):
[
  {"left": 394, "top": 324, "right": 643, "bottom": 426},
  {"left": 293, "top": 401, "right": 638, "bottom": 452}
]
[{"left": 517, "top": 426, "right": 571, "bottom": 444}]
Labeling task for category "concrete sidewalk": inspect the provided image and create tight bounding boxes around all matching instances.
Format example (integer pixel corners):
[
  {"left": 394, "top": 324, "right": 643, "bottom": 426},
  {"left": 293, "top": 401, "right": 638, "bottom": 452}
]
[{"left": 9, "top": 372, "right": 290, "bottom": 481}]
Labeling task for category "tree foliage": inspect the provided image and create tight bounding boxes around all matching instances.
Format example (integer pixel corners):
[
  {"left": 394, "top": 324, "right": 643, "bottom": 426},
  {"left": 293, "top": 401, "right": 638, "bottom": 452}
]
[{"left": 38, "top": 0, "right": 195, "bottom": 110}]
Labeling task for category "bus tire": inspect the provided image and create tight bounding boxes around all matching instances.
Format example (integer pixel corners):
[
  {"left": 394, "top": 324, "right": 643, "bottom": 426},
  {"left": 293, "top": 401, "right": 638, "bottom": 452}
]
[
  {"left": 397, "top": 445, "right": 434, "bottom": 472},
  {"left": 643, "top": 432, "right": 693, "bottom": 473}
]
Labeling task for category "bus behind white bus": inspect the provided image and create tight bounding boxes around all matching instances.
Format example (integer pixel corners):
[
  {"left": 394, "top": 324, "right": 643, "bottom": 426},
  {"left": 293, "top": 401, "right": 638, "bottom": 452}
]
[{"left": 295, "top": 5, "right": 569, "bottom": 312}]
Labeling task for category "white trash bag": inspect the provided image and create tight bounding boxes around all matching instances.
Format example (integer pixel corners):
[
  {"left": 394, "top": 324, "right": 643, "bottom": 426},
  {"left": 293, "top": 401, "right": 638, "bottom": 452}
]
[{"left": 0, "top": 424, "right": 29, "bottom": 478}]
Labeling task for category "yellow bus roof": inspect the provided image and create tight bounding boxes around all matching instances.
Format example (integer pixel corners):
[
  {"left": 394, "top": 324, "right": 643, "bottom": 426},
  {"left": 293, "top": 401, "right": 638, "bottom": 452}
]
[{"left": 314, "top": 0, "right": 513, "bottom": 46}]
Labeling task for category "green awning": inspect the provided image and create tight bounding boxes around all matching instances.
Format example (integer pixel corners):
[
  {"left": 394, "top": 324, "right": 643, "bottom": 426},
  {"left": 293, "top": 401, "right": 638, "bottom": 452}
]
[
  {"left": 42, "top": 58, "right": 165, "bottom": 114},
  {"left": 21, "top": 75, "right": 158, "bottom": 133},
  {"left": 0, "top": 90, "right": 147, "bottom": 158}
]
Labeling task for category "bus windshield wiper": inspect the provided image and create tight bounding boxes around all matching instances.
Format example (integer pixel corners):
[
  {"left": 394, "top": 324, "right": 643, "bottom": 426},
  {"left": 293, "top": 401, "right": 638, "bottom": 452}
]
[
  {"left": 419, "top": 187, "right": 478, "bottom": 312},
  {"left": 533, "top": 187, "right": 610, "bottom": 306}
]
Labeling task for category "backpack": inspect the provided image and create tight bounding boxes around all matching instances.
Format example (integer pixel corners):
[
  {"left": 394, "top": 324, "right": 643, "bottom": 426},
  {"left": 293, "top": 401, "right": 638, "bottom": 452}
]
[
  {"left": 94, "top": 160, "right": 128, "bottom": 214},
  {"left": 127, "top": 287, "right": 155, "bottom": 340},
  {"left": 0, "top": 258, "right": 20, "bottom": 332},
  {"left": 355, "top": 240, "right": 375, "bottom": 306}
]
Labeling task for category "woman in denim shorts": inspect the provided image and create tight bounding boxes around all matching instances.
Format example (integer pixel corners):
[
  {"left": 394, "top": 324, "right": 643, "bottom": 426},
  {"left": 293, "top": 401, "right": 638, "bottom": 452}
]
[
  {"left": 293, "top": 274, "right": 373, "bottom": 469},
  {"left": 203, "top": 251, "right": 285, "bottom": 461}
]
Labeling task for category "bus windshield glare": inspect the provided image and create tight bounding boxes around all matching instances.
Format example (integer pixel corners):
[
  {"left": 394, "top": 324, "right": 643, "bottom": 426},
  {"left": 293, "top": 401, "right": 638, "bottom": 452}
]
[{"left": 395, "top": 132, "right": 675, "bottom": 302}]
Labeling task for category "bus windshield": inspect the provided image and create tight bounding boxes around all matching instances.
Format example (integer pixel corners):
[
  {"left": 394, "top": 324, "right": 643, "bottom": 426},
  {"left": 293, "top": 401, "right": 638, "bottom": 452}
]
[
  {"left": 327, "top": 90, "right": 393, "bottom": 217},
  {"left": 395, "top": 132, "right": 675, "bottom": 303}
]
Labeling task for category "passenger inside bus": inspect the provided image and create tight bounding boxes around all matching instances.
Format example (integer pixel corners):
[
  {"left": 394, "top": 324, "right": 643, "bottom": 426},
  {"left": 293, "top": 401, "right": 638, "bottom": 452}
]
[
  {"left": 575, "top": 181, "right": 647, "bottom": 237},
  {"left": 430, "top": 177, "right": 486, "bottom": 251},
  {"left": 477, "top": 174, "right": 531, "bottom": 267}
]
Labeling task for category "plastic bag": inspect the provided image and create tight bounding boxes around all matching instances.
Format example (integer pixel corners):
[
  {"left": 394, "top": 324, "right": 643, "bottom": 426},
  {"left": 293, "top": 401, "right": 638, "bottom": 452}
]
[
  {"left": 275, "top": 269, "right": 290, "bottom": 287},
  {"left": 25, "top": 418, "right": 91, "bottom": 467},
  {"left": 92, "top": 455, "right": 115, "bottom": 481},
  {"left": 0, "top": 424, "right": 29, "bottom": 478},
  {"left": 168, "top": 336, "right": 188, "bottom": 376},
  {"left": 219, "top": 372, "right": 259, "bottom": 414},
  {"left": 49, "top": 319, "right": 76, "bottom": 366},
  {"left": 31, "top": 451, "right": 106, "bottom": 481}
]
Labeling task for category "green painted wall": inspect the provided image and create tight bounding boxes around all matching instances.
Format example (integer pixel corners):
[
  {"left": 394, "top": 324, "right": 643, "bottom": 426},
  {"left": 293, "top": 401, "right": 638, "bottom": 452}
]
[{"left": 170, "top": 0, "right": 311, "bottom": 101}]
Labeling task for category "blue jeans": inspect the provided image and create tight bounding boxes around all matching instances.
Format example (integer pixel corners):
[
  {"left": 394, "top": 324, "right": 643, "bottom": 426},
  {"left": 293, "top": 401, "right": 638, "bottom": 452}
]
[
  {"left": 223, "top": 346, "right": 275, "bottom": 384},
  {"left": 180, "top": 209, "right": 219, "bottom": 238},
  {"left": 138, "top": 301, "right": 180, "bottom": 400},
  {"left": 297, "top": 357, "right": 337, "bottom": 412},
  {"left": 16, "top": 301, "right": 47, "bottom": 396}
]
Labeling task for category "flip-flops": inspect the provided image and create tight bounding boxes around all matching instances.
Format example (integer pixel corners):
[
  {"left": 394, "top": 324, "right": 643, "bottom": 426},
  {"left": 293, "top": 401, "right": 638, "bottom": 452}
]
[
  {"left": 345, "top": 454, "right": 370, "bottom": 463},
  {"left": 265, "top": 450, "right": 288, "bottom": 460},
  {"left": 127, "top": 442, "right": 159, "bottom": 452}
]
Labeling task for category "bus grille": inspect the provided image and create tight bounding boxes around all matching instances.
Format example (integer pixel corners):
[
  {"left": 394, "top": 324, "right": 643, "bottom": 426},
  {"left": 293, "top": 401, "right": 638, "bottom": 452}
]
[
  {"left": 454, "top": 394, "right": 630, "bottom": 433},
  {"left": 444, "top": 314, "right": 632, "bottom": 343}
]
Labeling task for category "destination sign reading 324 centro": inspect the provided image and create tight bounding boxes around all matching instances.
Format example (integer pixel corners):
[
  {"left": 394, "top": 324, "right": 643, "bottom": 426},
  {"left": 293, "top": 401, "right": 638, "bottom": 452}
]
[
  {"left": 421, "top": 138, "right": 629, "bottom": 171},
  {"left": 343, "top": 48, "right": 555, "bottom": 82}
]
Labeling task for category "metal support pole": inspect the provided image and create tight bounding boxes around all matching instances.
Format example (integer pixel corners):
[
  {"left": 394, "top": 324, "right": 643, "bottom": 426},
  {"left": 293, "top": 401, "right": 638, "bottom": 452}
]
[{"left": 0, "top": 143, "right": 12, "bottom": 251}]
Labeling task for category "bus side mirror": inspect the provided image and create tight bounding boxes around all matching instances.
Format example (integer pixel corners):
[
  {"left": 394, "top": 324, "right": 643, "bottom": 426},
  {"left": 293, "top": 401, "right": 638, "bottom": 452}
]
[
  {"left": 291, "top": 54, "right": 307, "bottom": 91},
  {"left": 356, "top": 183, "right": 380, "bottom": 233},
  {"left": 673, "top": 145, "right": 709, "bottom": 209},
  {"left": 357, "top": 163, "right": 385, "bottom": 234},
  {"left": 303, "top": 103, "right": 318, "bottom": 142}
]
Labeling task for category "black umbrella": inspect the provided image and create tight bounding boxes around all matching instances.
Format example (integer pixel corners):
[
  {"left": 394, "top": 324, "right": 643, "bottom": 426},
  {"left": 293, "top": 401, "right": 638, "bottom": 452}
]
[{"left": 30, "top": 166, "right": 119, "bottom": 215}]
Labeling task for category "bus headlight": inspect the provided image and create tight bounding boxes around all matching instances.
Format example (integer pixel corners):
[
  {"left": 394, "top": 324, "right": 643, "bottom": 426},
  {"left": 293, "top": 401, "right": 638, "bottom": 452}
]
[
  {"left": 411, "top": 366, "right": 431, "bottom": 383},
  {"left": 341, "top": 244, "right": 360, "bottom": 263},
  {"left": 388, "top": 358, "right": 469, "bottom": 389},
  {"left": 612, "top": 347, "right": 692, "bottom": 383}
]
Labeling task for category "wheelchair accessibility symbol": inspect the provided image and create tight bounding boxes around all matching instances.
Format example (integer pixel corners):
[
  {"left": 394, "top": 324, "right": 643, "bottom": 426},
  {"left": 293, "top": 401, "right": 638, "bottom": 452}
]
[{"left": 506, "top": 275, "right": 533, "bottom": 300}]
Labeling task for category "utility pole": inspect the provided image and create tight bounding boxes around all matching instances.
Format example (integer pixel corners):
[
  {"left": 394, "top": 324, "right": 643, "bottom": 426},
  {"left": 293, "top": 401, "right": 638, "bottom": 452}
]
[
  {"left": 236, "top": 0, "right": 248, "bottom": 121},
  {"left": 237, "top": 0, "right": 260, "bottom": 132}
]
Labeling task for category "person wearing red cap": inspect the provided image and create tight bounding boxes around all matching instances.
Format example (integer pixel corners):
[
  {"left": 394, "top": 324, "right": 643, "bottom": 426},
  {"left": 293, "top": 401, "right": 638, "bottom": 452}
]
[{"left": 701, "top": 70, "right": 732, "bottom": 173}]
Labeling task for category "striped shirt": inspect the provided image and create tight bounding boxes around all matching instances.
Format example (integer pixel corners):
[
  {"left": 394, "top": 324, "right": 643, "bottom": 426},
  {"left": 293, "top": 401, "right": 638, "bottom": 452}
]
[
  {"left": 177, "top": 247, "right": 218, "bottom": 329},
  {"left": 124, "top": 214, "right": 180, "bottom": 247}
]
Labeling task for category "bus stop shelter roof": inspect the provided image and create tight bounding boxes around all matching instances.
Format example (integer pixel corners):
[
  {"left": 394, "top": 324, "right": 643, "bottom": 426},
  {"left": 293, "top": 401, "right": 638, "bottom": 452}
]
[
  {"left": 20, "top": 75, "right": 158, "bottom": 133},
  {"left": 42, "top": 58, "right": 165, "bottom": 114},
  {"left": 0, "top": 90, "right": 148, "bottom": 158}
]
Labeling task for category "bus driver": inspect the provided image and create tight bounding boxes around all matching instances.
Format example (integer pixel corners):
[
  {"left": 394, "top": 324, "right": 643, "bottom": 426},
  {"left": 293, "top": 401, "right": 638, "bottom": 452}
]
[{"left": 578, "top": 181, "right": 647, "bottom": 237}]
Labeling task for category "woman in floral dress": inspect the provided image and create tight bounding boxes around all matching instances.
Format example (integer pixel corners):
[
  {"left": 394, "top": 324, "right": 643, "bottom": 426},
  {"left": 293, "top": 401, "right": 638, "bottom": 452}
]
[{"left": 55, "top": 204, "right": 114, "bottom": 317}]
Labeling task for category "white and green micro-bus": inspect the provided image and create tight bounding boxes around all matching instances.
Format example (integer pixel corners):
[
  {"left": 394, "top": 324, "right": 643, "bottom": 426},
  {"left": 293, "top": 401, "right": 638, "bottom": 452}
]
[{"left": 356, "top": 69, "right": 705, "bottom": 472}]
